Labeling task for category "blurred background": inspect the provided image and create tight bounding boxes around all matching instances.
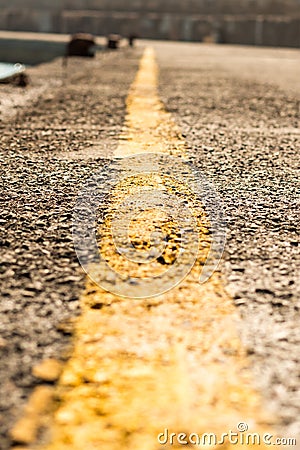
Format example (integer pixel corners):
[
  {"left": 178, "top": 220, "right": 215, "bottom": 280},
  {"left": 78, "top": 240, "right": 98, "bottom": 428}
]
[{"left": 0, "top": 0, "right": 299, "bottom": 46}]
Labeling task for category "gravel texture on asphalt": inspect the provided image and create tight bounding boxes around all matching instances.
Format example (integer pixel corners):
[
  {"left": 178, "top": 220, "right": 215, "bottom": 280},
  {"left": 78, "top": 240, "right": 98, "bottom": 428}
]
[
  {"left": 0, "top": 41, "right": 299, "bottom": 448},
  {"left": 156, "top": 42, "right": 300, "bottom": 437},
  {"left": 0, "top": 48, "right": 141, "bottom": 449}
]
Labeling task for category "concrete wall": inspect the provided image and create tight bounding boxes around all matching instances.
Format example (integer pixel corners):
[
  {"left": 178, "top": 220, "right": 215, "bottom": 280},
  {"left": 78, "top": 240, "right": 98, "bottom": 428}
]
[
  {"left": 221, "top": 15, "right": 300, "bottom": 46},
  {"left": 0, "top": 0, "right": 299, "bottom": 14},
  {"left": 0, "top": 0, "right": 299, "bottom": 47}
]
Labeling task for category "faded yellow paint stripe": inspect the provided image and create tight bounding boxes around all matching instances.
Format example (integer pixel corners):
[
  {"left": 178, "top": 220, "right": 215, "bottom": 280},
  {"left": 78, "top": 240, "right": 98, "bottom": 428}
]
[
  {"left": 116, "top": 47, "right": 185, "bottom": 157},
  {"left": 38, "top": 48, "right": 277, "bottom": 449}
]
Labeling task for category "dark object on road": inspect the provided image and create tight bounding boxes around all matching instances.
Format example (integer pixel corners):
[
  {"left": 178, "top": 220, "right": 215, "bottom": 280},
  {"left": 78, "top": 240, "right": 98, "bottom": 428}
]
[
  {"left": 107, "top": 34, "right": 121, "bottom": 49},
  {"left": 15, "top": 72, "right": 29, "bottom": 87},
  {"left": 0, "top": 63, "right": 28, "bottom": 87},
  {"left": 128, "top": 34, "right": 138, "bottom": 47},
  {"left": 67, "top": 33, "right": 96, "bottom": 57}
]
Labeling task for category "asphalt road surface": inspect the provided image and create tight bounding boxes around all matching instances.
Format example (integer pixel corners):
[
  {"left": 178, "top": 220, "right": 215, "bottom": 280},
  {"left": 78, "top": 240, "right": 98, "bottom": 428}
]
[
  {"left": 156, "top": 42, "right": 300, "bottom": 435},
  {"left": 0, "top": 41, "right": 299, "bottom": 449}
]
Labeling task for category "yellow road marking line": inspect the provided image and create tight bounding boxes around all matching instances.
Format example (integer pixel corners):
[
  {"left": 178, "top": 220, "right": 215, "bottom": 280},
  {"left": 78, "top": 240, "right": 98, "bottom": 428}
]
[
  {"left": 116, "top": 47, "right": 185, "bottom": 157},
  {"left": 31, "top": 47, "right": 277, "bottom": 449}
]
